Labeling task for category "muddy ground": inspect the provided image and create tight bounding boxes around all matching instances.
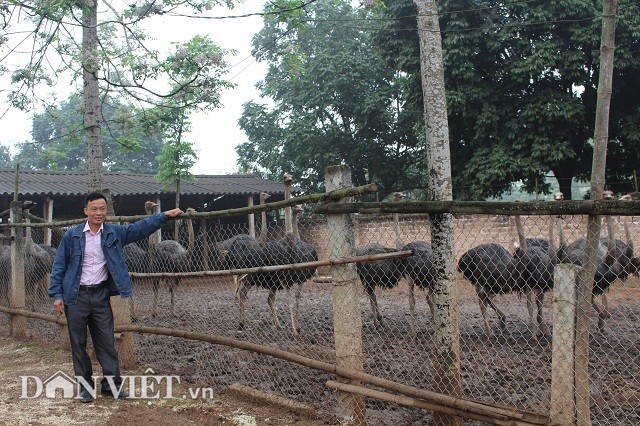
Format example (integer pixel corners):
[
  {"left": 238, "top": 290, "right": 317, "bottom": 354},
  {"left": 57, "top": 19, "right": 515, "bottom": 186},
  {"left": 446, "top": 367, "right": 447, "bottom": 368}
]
[
  {"left": 11, "top": 272, "right": 639, "bottom": 426},
  {"left": 0, "top": 331, "right": 331, "bottom": 425}
]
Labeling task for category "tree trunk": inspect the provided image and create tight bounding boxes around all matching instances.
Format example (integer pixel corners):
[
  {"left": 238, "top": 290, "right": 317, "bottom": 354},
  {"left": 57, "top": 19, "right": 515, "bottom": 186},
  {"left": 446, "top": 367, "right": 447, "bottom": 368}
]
[
  {"left": 82, "top": 0, "right": 103, "bottom": 193},
  {"left": 414, "top": 1, "right": 462, "bottom": 425},
  {"left": 575, "top": 2, "right": 618, "bottom": 425}
]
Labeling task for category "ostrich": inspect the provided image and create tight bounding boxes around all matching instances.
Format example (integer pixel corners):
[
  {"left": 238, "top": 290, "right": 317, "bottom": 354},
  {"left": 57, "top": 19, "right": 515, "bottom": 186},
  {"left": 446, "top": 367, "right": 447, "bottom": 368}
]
[
  {"left": 400, "top": 240, "right": 436, "bottom": 335},
  {"left": 557, "top": 190, "right": 628, "bottom": 330},
  {"left": 458, "top": 242, "right": 520, "bottom": 336},
  {"left": 233, "top": 192, "right": 277, "bottom": 330},
  {"left": 150, "top": 206, "right": 195, "bottom": 316},
  {"left": 0, "top": 229, "right": 57, "bottom": 307},
  {"left": 512, "top": 210, "right": 557, "bottom": 338},
  {"left": 124, "top": 201, "right": 157, "bottom": 315},
  {"left": 236, "top": 178, "right": 318, "bottom": 335},
  {"left": 356, "top": 243, "right": 404, "bottom": 328},
  {"left": 618, "top": 193, "right": 640, "bottom": 277},
  {"left": 357, "top": 191, "right": 415, "bottom": 331},
  {"left": 23, "top": 216, "right": 57, "bottom": 305},
  {"left": 272, "top": 203, "right": 318, "bottom": 335}
]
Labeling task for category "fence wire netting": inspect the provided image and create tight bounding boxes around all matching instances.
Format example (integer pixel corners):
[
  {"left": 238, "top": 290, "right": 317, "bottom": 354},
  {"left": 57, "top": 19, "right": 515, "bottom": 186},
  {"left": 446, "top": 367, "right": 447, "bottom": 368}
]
[{"left": 1, "top": 203, "right": 638, "bottom": 425}]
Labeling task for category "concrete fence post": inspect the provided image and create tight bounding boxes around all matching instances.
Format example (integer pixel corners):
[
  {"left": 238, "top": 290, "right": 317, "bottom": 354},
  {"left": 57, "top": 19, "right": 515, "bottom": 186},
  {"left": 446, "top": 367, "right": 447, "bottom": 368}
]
[
  {"left": 325, "top": 165, "right": 366, "bottom": 426},
  {"left": 551, "top": 264, "right": 578, "bottom": 425},
  {"left": 9, "top": 201, "right": 26, "bottom": 338}
]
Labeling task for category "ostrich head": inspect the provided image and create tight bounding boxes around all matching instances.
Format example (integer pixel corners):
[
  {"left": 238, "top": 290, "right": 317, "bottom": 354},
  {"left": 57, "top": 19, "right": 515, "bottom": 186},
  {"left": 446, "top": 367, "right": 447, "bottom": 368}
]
[
  {"left": 603, "top": 190, "right": 615, "bottom": 200},
  {"left": 145, "top": 201, "right": 158, "bottom": 215},
  {"left": 553, "top": 192, "right": 564, "bottom": 201},
  {"left": 392, "top": 191, "right": 404, "bottom": 202},
  {"left": 283, "top": 173, "right": 294, "bottom": 186},
  {"left": 259, "top": 192, "right": 271, "bottom": 204}
]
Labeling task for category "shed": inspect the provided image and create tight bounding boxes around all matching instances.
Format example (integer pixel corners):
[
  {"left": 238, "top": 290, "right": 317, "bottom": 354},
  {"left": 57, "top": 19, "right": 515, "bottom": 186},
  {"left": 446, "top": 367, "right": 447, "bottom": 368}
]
[{"left": 0, "top": 169, "right": 299, "bottom": 234}]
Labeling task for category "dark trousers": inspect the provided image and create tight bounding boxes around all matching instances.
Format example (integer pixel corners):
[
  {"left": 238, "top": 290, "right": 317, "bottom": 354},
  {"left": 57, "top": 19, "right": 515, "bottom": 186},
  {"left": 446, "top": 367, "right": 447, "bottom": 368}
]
[{"left": 65, "top": 286, "right": 121, "bottom": 391}]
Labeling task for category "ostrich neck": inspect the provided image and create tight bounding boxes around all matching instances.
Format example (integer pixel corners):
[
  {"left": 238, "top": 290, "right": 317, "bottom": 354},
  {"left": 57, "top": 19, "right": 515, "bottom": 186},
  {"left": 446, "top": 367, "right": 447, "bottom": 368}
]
[
  {"left": 604, "top": 215, "right": 616, "bottom": 265},
  {"left": 623, "top": 216, "right": 634, "bottom": 252},
  {"left": 292, "top": 212, "right": 300, "bottom": 240},
  {"left": 556, "top": 216, "right": 568, "bottom": 248},
  {"left": 146, "top": 205, "right": 161, "bottom": 247},
  {"left": 548, "top": 215, "right": 557, "bottom": 262},
  {"left": 284, "top": 186, "right": 293, "bottom": 235},
  {"left": 25, "top": 220, "right": 36, "bottom": 254},
  {"left": 260, "top": 210, "right": 268, "bottom": 241},
  {"left": 186, "top": 218, "right": 195, "bottom": 254},
  {"left": 514, "top": 215, "right": 528, "bottom": 251}
]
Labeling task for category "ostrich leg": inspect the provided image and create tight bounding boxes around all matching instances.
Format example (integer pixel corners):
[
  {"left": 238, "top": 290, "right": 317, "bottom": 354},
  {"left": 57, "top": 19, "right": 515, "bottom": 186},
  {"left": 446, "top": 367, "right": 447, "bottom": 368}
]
[{"left": 267, "top": 288, "right": 283, "bottom": 329}]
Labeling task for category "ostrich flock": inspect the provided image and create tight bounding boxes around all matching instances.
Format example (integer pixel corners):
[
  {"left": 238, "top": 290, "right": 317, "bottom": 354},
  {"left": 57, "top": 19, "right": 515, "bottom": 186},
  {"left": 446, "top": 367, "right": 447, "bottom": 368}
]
[
  {"left": 359, "top": 190, "right": 640, "bottom": 338},
  {"left": 0, "top": 185, "right": 638, "bottom": 340}
]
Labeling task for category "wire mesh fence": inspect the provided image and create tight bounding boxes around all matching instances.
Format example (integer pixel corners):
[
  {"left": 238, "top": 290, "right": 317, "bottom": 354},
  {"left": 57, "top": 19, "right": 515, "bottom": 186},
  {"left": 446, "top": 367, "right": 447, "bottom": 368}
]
[{"left": 0, "top": 196, "right": 639, "bottom": 425}]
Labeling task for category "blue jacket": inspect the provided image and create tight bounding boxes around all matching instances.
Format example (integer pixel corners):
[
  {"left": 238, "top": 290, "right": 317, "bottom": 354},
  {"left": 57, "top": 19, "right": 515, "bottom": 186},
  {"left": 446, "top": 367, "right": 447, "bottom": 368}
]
[{"left": 48, "top": 212, "right": 168, "bottom": 305}]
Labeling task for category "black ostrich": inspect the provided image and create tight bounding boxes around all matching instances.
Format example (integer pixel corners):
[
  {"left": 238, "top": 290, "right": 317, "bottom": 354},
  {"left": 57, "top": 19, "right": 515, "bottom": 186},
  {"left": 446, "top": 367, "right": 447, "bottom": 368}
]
[
  {"left": 149, "top": 206, "right": 195, "bottom": 316},
  {"left": 124, "top": 201, "right": 157, "bottom": 315},
  {"left": 556, "top": 190, "right": 633, "bottom": 330},
  {"left": 356, "top": 243, "right": 404, "bottom": 328},
  {"left": 236, "top": 183, "right": 318, "bottom": 335},
  {"left": 511, "top": 210, "right": 560, "bottom": 338},
  {"left": 400, "top": 240, "right": 436, "bottom": 334},
  {"left": 457, "top": 243, "right": 520, "bottom": 337},
  {"left": 0, "top": 232, "right": 57, "bottom": 307}
]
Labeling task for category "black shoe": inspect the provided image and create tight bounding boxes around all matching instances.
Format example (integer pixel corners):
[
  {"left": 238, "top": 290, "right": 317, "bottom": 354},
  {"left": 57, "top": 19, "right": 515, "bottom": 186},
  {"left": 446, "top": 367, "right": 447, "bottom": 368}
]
[
  {"left": 78, "top": 389, "right": 94, "bottom": 403},
  {"left": 102, "top": 388, "right": 129, "bottom": 399}
]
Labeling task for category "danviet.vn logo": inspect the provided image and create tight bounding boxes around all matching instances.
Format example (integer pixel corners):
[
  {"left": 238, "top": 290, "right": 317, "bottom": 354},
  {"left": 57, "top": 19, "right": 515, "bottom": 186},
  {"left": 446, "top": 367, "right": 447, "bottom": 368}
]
[{"left": 20, "top": 368, "right": 214, "bottom": 399}]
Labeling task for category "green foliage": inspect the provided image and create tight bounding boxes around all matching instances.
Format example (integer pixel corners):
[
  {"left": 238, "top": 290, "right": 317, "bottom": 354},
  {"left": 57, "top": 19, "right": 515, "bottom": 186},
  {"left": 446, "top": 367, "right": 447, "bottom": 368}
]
[
  {"left": 0, "top": 146, "right": 12, "bottom": 168},
  {"left": 1, "top": 0, "right": 235, "bottom": 126},
  {"left": 376, "top": 0, "right": 640, "bottom": 200},
  {"left": 238, "top": 0, "right": 423, "bottom": 199},
  {"left": 12, "top": 93, "right": 163, "bottom": 173},
  {"left": 143, "top": 35, "right": 234, "bottom": 188}
]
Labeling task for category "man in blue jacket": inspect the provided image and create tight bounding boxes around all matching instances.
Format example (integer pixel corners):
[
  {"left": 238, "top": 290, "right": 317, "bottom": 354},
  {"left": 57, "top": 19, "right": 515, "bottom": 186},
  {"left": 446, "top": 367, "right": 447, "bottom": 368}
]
[{"left": 49, "top": 192, "right": 183, "bottom": 402}]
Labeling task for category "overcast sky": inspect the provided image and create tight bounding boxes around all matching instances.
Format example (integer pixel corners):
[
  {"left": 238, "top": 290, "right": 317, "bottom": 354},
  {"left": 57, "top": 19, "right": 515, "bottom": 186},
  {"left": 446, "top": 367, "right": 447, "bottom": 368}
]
[{"left": 0, "top": 2, "right": 268, "bottom": 175}]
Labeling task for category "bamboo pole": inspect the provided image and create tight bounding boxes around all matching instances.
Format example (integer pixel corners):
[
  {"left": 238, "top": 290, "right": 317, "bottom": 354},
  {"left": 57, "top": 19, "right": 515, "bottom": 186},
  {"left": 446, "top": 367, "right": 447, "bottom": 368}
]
[
  {"left": 0, "top": 183, "right": 379, "bottom": 229},
  {"left": 313, "top": 200, "right": 640, "bottom": 216},
  {"left": 130, "top": 249, "right": 413, "bottom": 279},
  {"left": 325, "top": 381, "right": 540, "bottom": 426},
  {"left": 0, "top": 305, "right": 549, "bottom": 425},
  {"left": 4, "top": 199, "right": 640, "bottom": 230}
]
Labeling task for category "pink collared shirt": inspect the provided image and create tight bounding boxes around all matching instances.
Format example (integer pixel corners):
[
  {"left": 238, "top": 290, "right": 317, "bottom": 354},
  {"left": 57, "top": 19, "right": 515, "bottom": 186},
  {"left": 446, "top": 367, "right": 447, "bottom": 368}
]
[{"left": 79, "top": 221, "right": 108, "bottom": 286}]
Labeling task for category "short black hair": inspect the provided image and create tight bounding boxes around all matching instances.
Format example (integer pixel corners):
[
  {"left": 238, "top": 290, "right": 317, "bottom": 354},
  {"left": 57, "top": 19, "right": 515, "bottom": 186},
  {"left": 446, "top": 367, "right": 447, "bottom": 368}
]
[{"left": 84, "top": 192, "right": 107, "bottom": 206}]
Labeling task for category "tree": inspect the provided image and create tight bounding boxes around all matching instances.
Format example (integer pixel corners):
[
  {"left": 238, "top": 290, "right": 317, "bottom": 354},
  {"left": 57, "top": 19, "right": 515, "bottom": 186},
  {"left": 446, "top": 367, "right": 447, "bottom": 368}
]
[
  {"left": 414, "top": 1, "right": 461, "bottom": 425},
  {"left": 377, "top": 0, "right": 640, "bottom": 199},
  {"left": 237, "top": 0, "right": 423, "bottom": 199},
  {"left": 1, "top": 0, "right": 236, "bottom": 191},
  {"left": 12, "top": 94, "right": 163, "bottom": 173},
  {"left": 0, "top": 146, "right": 12, "bottom": 168}
]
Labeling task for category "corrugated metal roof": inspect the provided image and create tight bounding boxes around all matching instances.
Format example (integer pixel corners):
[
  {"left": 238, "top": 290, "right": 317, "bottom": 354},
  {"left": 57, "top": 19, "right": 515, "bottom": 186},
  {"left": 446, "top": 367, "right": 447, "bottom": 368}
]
[{"left": 0, "top": 169, "right": 297, "bottom": 197}]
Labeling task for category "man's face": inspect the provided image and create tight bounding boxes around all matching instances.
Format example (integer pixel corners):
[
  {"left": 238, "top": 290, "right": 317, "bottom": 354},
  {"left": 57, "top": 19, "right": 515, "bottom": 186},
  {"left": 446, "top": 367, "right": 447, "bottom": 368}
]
[{"left": 84, "top": 198, "right": 107, "bottom": 227}]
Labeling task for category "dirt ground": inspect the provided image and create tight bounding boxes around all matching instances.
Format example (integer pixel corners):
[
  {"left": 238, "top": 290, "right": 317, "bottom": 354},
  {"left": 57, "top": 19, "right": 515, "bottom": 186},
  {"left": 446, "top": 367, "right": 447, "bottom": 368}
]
[{"left": 0, "top": 331, "right": 332, "bottom": 426}]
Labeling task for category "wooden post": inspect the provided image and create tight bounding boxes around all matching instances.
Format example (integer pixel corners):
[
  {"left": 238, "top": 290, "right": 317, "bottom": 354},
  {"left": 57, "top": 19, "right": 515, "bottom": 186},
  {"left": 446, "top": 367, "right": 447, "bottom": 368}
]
[
  {"left": 111, "top": 298, "right": 138, "bottom": 369},
  {"left": 551, "top": 264, "right": 578, "bottom": 425},
  {"left": 9, "top": 201, "right": 26, "bottom": 338},
  {"left": 325, "top": 165, "right": 366, "bottom": 426}
]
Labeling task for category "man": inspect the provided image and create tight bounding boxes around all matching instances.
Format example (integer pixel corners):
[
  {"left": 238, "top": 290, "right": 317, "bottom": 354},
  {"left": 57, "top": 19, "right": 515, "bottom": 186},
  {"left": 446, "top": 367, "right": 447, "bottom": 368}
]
[{"left": 49, "top": 192, "right": 183, "bottom": 402}]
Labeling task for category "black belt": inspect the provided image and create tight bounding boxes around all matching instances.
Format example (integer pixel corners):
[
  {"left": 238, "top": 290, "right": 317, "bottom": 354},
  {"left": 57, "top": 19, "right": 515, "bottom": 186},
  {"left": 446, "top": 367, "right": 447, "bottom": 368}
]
[{"left": 79, "top": 283, "right": 105, "bottom": 292}]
